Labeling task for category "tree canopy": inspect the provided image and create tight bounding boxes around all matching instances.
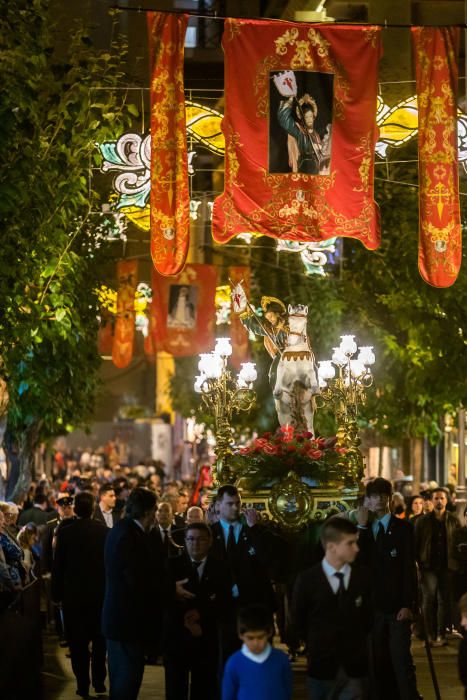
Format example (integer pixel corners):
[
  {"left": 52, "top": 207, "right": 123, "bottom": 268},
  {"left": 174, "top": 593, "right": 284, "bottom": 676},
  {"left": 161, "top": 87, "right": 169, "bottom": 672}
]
[{"left": 0, "top": 0, "right": 134, "bottom": 496}]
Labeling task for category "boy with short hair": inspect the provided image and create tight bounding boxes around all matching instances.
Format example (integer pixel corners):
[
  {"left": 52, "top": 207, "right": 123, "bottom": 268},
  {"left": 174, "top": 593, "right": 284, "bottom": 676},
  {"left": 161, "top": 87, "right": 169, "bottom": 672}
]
[
  {"left": 292, "top": 516, "right": 372, "bottom": 699},
  {"left": 222, "top": 604, "right": 292, "bottom": 700}
]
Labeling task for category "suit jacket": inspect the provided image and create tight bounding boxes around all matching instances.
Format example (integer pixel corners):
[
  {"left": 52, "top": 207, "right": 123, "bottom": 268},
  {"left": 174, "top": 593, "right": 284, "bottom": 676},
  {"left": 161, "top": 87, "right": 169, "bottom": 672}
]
[
  {"left": 101, "top": 517, "right": 169, "bottom": 643},
  {"left": 92, "top": 505, "right": 120, "bottom": 528},
  {"left": 149, "top": 525, "right": 185, "bottom": 560},
  {"left": 357, "top": 515, "right": 417, "bottom": 614},
  {"left": 51, "top": 517, "right": 108, "bottom": 621},
  {"left": 210, "top": 521, "right": 277, "bottom": 609},
  {"left": 292, "top": 562, "right": 372, "bottom": 679},
  {"left": 415, "top": 510, "right": 461, "bottom": 572},
  {"left": 163, "top": 552, "right": 232, "bottom": 656}
]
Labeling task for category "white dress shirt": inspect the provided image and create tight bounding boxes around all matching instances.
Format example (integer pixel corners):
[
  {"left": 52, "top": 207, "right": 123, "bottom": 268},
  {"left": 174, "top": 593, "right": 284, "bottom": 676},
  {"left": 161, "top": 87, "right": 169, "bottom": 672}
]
[{"left": 321, "top": 558, "right": 351, "bottom": 593}]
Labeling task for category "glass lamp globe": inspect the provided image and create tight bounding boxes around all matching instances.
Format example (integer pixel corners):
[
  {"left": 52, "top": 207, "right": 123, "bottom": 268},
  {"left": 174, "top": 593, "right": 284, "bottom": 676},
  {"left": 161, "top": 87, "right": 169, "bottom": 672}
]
[
  {"left": 214, "top": 337, "right": 233, "bottom": 357},
  {"left": 339, "top": 335, "right": 357, "bottom": 356},
  {"left": 357, "top": 346, "right": 376, "bottom": 366},
  {"left": 239, "top": 362, "right": 257, "bottom": 384},
  {"left": 331, "top": 347, "right": 347, "bottom": 367}
]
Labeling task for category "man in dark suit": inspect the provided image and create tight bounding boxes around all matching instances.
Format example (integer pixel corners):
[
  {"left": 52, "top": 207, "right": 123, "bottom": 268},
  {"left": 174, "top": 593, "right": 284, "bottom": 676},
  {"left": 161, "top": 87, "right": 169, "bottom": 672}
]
[
  {"left": 102, "top": 488, "right": 189, "bottom": 700},
  {"left": 93, "top": 483, "right": 119, "bottom": 528},
  {"left": 52, "top": 491, "right": 109, "bottom": 699},
  {"left": 149, "top": 500, "right": 185, "bottom": 560},
  {"left": 356, "top": 477, "right": 422, "bottom": 700},
  {"left": 163, "top": 522, "right": 232, "bottom": 700},
  {"left": 209, "top": 484, "right": 280, "bottom": 665},
  {"left": 292, "top": 517, "right": 372, "bottom": 699}
]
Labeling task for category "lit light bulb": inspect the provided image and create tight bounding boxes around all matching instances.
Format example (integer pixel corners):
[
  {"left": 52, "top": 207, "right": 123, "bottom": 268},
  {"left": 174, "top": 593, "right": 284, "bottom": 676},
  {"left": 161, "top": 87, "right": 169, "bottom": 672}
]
[
  {"left": 357, "top": 346, "right": 376, "bottom": 366},
  {"left": 331, "top": 347, "right": 347, "bottom": 366}
]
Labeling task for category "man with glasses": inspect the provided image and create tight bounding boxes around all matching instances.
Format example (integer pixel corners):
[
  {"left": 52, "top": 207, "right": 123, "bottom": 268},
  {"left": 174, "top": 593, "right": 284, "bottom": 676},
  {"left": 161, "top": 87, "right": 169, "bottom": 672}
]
[{"left": 163, "top": 522, "right": 231, "bottom": 700}]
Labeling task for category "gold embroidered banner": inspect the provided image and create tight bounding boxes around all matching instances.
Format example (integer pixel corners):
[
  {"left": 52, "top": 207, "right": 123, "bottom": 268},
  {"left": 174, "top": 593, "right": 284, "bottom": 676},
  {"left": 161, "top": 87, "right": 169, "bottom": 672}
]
[
  {"left": 147, "top": 12, "right": 190, "bottom": 276},
  {"left": 412, "top": 27, "right": 462, "bottom": 287},
  {"left": 112, "top": 260, "right": 138, "bottom": 369},
  {"left": 213, "top": 20, "right": 382, "bottom": 249}
]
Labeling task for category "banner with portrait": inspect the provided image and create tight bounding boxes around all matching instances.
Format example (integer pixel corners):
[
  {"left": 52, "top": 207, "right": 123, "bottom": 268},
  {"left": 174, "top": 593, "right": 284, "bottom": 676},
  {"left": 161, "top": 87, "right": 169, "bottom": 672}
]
[
  {"left": 412, "top": 27, "right": 462, "bottom": 287},
  {"left": 147, "top": 12, "right": 190, "bottom": 276},
  {"left": 112, "top": 260, "right": 138, "bottom": 369},
  {"left": 213, "top": 20, "right": 382, "bottom": 249},
  {"left": 228, "top": 266, "right": 251, "bottom": 370},
  {"left": 150, "top": 264, "right": 218, "bottom": 356}
]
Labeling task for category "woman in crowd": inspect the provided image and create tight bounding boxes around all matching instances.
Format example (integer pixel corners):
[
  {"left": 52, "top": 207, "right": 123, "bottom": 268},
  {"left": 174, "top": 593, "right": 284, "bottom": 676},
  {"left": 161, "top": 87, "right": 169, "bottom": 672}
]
[
  {"left": 405, "top": 494, "right": 424, "bottom": 523},
  {"left": 17, "top": 524, "right": 39, "bottom": 584},
  {"left": 0, "top": 509, "right": 24, "bottom": 591}
]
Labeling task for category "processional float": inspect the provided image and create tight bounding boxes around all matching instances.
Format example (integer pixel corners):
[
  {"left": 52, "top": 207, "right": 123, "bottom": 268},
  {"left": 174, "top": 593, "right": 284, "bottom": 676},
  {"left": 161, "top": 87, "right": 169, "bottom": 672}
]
[{"left": 194, "top": 284, "right": 375, "bottom": 532}]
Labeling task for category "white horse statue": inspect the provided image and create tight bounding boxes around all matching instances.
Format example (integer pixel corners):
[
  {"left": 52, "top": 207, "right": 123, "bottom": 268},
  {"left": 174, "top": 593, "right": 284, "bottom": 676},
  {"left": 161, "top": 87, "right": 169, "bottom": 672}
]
[{"left": 273, "top": 304, "right": 320, "bottom": 435}]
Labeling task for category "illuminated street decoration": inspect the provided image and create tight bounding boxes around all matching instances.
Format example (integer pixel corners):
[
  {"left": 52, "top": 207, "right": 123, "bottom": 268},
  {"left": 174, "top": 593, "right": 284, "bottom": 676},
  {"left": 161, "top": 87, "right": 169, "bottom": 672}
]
[
  {"left": 277, "top": 238, "right": 337, "bottom": 276},
  {"left": 96, "top": 282, "right": 152, "bottom": 338},
  {"left": 215, "top": 285, "right": 231, "bottom": 325},
  {"left": 98, "top": 96, "right": 467, "bottom": 236}
]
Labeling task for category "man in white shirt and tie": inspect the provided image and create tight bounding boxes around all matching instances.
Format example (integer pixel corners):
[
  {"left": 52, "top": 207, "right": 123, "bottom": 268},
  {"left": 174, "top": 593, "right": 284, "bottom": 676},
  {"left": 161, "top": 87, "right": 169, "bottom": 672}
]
[
  {"left": 292, "top": 517, "right": 372, "bottom": 700},
  {"left": 93, "top": 483, "right": 118, "bottom": 528}
]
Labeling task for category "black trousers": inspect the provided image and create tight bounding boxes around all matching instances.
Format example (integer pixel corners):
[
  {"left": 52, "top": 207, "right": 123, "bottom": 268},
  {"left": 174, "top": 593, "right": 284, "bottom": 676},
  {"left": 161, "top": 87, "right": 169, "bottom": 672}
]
[
  {"left": 65, "top": 611, "right": 106, "bottom": 695},
  {"left": 164, "top": 645, "right": 219, "bottom": 700},
  {"left": 371, "top": 611, "right": 419, "bottom": 700}
]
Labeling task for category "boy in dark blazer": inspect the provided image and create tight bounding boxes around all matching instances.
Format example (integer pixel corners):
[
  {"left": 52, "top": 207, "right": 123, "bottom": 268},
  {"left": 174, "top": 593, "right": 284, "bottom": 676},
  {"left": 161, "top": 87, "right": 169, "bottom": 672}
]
[
  {"left": 356, "top": 477, "right": 422, "bottom": 700},
  {"left": 163, "top": 522, "right": 232, "bottom": 700},
  {"left": 292, "top": 516, "right": 372, "bottom": 699}
]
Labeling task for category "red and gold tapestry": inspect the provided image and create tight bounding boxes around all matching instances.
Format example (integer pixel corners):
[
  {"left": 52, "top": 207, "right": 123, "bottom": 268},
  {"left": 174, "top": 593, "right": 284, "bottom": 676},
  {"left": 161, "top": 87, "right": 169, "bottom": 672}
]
[
  {"left": 412, "top": 27, "right": 462, "bottom": 287},
  {"left": 213, "top": 20, "right": 382, "bottom": 248},
  {"left": 150, "top": 264, "right": 218, "bottom": 357},
  {"left": 229, "top": 266, "right": 251, "bottom": 370},
  {"left": 98, "top": 311, "right": 114, "bottom": 356},
  {"left": 112, "top": 260, "right": 138, "bottom": 369},
  {"left": 147, "top": 12, "right": 190, "bottom": 276}
]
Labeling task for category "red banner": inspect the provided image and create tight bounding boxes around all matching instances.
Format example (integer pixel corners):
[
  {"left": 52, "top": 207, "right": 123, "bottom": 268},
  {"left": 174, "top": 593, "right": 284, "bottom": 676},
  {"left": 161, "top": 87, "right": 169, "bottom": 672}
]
[
  {"left": 229, "top": 266, "right": 251, "bottom": 370},
  {"left": 412, "top": 27, "right": 462, "bottom": 287},
  {"left": 150, "top": 264, "right": 218, "bottom": 357},
  {"left": 213, "top": 20, "right": 382, "bottom": 249},
  {"left": 148, "top": 12, "right": 190, "bottom": 276},
  {"left": 98, "top": 311, "right": 114, "bottom": 356},
  {"left": 112, "top": 260, "right": 138, "bottom": 368}
]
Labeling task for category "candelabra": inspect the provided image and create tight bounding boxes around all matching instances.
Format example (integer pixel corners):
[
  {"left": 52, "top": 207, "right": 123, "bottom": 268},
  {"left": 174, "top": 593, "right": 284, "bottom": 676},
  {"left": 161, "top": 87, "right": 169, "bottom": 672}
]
[
  {"left": 316, "top": 336, "right": 375, "bottom": 484},
  {"left": 194, "top": 338, "right": 257, "bottom": 485}
]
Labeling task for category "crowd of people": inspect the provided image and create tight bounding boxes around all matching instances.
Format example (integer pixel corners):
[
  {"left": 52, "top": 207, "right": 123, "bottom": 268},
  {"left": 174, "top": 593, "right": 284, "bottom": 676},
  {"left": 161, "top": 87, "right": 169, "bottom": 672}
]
[{"left": 1, "top": 450, "right": 467, "bottom": 700}]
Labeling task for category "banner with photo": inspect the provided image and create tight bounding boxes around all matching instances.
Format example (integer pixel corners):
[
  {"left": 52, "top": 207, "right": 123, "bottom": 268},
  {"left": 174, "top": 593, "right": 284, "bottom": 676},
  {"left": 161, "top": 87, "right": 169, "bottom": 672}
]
[
  {"left": 150, "top": 264, "right": 218, "bottom": 356},
  {"left": 412, "top": 27, "right": 462, "bottom": 287},
  {"left": 112, "top": 260, "right": 138, "bottom": 369},
  {"left": 213, "top": 20, "right": 382, "bottom": 249},
  {"left": 229, "top": 266, "right": 251, "bottom": 370},
  {"left": 147, "top": 12, "right": 190, "bottom": 276}
]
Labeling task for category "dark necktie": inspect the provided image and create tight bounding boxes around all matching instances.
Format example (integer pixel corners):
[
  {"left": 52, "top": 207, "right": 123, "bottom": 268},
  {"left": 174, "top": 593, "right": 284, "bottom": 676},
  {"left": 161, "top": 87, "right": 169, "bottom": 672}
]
[
  {"left": 376, "top": 522, "right": 385, "bottom": 554},
  {"left": 162, "top": 529, "right": 169, "bottom": 555},
  {"left": 334, "top": 571, "right": 345, "bottom": 603},
  {"left": 226, "top": 525, "right": 237, "bottom": 578}
]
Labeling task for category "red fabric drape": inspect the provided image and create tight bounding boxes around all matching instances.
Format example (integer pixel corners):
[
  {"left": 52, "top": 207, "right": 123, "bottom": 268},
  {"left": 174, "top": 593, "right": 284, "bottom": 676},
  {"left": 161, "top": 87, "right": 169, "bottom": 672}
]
[
  {"left": 412, "top": 27, "right": 462, "bottom": 287},
  {"left": 149, "top": 264, "right": 218, "bottom": 357},
  {"left": 228, "top": 266, "right": 251, "bottom": 370},
  {"left": 213, "top": 20, "right": 382, "bottom": 249},
  {"left": 148, "top": 12, "right": 190, "bottom": 276},
  {"left": 112, "top": 260, "right": 138, "bottom": 369}
]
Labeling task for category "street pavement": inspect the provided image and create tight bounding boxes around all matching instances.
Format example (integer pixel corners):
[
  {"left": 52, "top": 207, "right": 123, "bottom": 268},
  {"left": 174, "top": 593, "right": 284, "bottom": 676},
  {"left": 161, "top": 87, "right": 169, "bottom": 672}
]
[{"left": 42, "top": 629, "right": 464, "bottom": 699}]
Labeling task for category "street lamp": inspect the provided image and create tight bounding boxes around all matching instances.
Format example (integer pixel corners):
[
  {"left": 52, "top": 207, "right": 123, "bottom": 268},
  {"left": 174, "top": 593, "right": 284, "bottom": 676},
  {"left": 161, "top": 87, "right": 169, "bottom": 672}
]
[
  {"left": 194, "top": 338, "right": 256, "bottom": 485},
  {"left": 317, "top": 335, "right": 375, "bottom": 483}
]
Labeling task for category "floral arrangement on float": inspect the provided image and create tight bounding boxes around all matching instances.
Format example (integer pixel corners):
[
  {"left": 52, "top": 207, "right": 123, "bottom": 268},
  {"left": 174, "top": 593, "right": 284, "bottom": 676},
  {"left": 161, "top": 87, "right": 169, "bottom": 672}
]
[{"left": 233, "top": 425, "right": 349, "bottom": 488}]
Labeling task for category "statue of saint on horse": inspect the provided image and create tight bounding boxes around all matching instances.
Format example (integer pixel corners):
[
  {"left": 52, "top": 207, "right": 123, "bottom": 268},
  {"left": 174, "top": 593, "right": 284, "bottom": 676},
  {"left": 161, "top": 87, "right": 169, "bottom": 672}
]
[{"left": 231, "top": 284, "right": 320, "bottom": 435}]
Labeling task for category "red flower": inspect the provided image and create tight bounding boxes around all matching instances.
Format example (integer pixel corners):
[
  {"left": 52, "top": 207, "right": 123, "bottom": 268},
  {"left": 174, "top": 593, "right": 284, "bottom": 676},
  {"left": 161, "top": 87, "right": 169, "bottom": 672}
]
[
  {"left": 263, "top": 432, "right": 272, "bottom": 439},
  {"left": 263, "top": 443, "right": 279, "bottom": 455},
  {"left": 316, "top": 438, "right": 327, "bottom": 448},
  {"left": 239, "top": 447, "right": 251, "bottom": 455},
  {"left": 336, "top": 447, "right": 348, "bottom": 455},
  {"left": 309, "top": 449, "right": 323, "bottom": 459},
  {"left": 304, "top": 431, "right": 313, "bottom": 439},
  {"left": 286, "top": 444, "right": 296, "bottom": 453}
]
